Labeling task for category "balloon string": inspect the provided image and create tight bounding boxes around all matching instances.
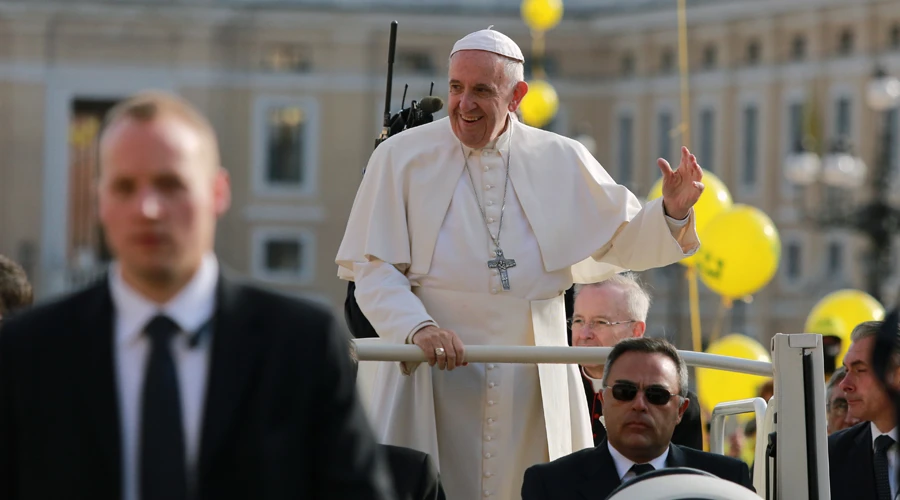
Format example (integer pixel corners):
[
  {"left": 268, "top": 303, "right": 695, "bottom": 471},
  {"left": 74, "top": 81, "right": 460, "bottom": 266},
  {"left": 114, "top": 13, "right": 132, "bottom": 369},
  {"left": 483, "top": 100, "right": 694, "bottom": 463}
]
[
  {"left": 687, "top": 266, "right": 709, "bottom": 451},
  {"left": 677, "top": 0, "right": 691, "bottom": 147},
  {"left": 711, "top": 297, "right": 734, "bottom": 342},
  {"left": 688, "top": 266, "right": 703, "bottom": 352},
  {"left": 530, "top": 30, "right": 546, "bottom": 80}
]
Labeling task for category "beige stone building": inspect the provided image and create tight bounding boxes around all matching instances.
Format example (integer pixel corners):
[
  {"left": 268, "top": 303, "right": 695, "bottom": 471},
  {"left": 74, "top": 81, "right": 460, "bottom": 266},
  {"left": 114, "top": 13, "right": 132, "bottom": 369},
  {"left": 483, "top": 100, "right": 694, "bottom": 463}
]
[{"left": 1, "top": 0, "right": 899, "bottom": 348}]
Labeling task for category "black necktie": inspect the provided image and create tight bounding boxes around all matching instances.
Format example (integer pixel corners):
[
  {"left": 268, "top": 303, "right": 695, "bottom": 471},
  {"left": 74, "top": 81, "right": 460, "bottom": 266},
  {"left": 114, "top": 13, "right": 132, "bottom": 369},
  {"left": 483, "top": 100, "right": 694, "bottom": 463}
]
[
  {"left": 875, "top": 434, "right": 895, "bottom": 500},
  {"left": 629, "top": 463, "right": 655, "bottom": 477},
  {"left": 140, "top": 315, "right": 188, "bottom": 500}
]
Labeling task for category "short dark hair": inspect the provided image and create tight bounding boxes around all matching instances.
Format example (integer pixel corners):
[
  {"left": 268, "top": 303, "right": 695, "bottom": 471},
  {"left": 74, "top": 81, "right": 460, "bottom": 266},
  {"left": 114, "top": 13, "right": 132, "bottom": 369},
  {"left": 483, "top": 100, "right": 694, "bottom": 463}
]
[
  {"left": 602, "top": 337, "right": 688, "bottom": 396},
  {"left": 0, "top": 254, "right": 33, "bottom": 316}
]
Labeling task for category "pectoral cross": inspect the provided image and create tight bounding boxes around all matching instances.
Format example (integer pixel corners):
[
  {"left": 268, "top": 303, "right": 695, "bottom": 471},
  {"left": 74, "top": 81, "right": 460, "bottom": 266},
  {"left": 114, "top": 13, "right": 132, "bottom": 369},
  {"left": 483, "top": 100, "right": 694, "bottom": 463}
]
[{"left": 487, "top": 247, "right": 516, "bottom": 291}]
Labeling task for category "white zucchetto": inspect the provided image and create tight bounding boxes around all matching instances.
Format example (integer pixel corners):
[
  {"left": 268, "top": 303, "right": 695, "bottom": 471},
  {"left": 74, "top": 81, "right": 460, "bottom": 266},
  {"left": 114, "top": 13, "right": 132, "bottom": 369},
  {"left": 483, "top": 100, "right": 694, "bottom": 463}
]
[{"left": 450, "top": 26, "right": 525, "bottom": 62}]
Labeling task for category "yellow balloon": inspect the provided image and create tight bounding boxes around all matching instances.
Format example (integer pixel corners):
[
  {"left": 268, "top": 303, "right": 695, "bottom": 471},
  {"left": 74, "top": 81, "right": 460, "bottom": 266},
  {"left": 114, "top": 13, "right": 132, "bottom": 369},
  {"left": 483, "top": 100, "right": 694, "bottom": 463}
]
[
  {"left": 805, "top": 289, "right": 885, "bottom": 370},
  {"left": 648, "top": 171, "right": 732, "bottom": 267},
  {"left": 696, "top": 205, "right": 780, "bottom": 299},
  {"left": 520, "top": 80, "right": 558, "bottom": 128},
  {"left": 521, "top": 0, "right": 564, "bottom": 32},
  {"left": 696, "top": 334, "right": 772, "bottom": 415}
]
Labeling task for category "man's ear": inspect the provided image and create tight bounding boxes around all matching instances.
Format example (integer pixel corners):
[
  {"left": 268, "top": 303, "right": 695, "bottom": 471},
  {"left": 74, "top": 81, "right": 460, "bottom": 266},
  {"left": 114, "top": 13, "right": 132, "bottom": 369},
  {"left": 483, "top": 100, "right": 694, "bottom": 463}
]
[
  {"left": 508, "top": 81, "right": 529, "bottom": 112},
  {"left": 676, "top": 396, "right": 690, "bottom": 424},
  {"left": 633, "top": 321, "right": 647, "bottom": 338}
]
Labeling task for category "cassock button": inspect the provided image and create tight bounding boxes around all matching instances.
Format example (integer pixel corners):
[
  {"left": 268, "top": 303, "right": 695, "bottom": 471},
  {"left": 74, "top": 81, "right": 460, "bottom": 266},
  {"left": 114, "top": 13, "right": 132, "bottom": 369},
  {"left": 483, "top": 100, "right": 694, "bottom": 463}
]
[
  {"left": 483, "top": 490, "right": 491, "bottom": 497},
  {"left": 489, "top": 382, "right": 496, "bottom": 388},
  {"left": 484, "top": 452, "right": 492, "bottom": 459},
  {"left": 488, "top": 400, "right": 495, "bottom": 406},
  {"left": 487, "top": 217, "right": 495, "bottom": 223},
  {"left": 491, "top": 288, "right": 498, "bottom": 294},
  {"left": 484, "top": 165, "right": 490, "bottom": 171},
  {"left": 485, "top": 435, "right": 493, "bottom": 441},
  {"left": 487, "top": 418, "right": 495, "bottom": 424},
  {"left": 485, "top": 184, "right": 492, "bottom": 189},
  {"left": 484, "top": 471, "right": 493, "bottom": 478},
  {"left": 487, "top": 364, "right": 495, "bottom": 370},
  {"left": 593, "top": 413, "right": 600, "bottom": 419},
  {"left": 487, "top": 200, "right": 494, "bottom": 206}
]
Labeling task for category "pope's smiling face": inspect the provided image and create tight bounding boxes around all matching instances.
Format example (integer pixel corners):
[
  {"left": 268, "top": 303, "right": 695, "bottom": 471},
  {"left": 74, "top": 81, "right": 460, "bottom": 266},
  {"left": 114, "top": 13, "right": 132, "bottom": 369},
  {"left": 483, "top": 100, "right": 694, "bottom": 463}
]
[{"left": 448, "top": 50, "right": 527, "bottom": 149}]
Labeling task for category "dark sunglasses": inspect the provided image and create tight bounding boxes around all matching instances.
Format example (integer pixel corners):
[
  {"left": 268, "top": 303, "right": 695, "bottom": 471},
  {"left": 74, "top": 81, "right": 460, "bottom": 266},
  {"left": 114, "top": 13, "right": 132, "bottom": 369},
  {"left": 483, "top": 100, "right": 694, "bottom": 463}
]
[{"left": 606, "top": 382, "right": 680, "bottom": 406}]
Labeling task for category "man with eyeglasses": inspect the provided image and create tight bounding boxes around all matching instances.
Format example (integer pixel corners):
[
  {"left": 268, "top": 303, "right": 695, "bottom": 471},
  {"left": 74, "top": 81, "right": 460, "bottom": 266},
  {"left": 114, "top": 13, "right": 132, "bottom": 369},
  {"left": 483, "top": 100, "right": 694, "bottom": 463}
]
[
  {"left": 570, "top": 274, "right": 703, "bottom": 449},
  {"left": 826, "top": 367, "right": 860, "bottom": 435},
  {"left": 522, "top": 337, "right": 754, "bottom": 499}
]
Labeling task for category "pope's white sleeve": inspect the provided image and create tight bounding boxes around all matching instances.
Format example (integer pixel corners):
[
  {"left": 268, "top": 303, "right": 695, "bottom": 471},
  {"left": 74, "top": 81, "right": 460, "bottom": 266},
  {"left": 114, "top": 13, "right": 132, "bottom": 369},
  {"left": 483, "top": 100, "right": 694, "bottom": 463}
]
[
  {"left": 593, "top": 197, "right": 699, "bottom": 270},
  {"left": 353, "top": 259, "right": 437, "bottom": 345}
]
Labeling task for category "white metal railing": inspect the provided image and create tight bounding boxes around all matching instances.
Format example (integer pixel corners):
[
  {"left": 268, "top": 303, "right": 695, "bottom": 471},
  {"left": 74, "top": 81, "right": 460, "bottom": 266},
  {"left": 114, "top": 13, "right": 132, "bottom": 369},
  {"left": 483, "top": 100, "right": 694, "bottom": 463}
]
[
  {"left": 708, "top": 397, "right": 769, "bottom": 494},
  {"left": 352, "top": 342, "right": 773, "bottom": 376}
]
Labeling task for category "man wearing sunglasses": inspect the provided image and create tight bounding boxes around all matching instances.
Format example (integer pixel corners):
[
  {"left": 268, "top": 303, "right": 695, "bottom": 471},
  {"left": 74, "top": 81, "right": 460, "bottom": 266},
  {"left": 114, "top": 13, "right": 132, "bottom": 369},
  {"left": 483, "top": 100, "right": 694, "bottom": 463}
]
[
  {"left": 522, "top": 337, "right": 754, "bottom": 499},
  {"left": 570, "top": 274, "right": 703, "bottom": 449}
]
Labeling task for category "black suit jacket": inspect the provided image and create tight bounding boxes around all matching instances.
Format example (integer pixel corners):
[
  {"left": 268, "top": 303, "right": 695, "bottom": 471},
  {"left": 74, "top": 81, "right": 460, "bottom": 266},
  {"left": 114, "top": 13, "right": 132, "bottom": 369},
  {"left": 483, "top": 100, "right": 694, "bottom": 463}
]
[
  {"left": 828, "top": 421, "right": 878, "bottom": 500},
  {"left": 522, "top": 438, "right": 754, "bottom": 500},
  {"left": 381, "top": 445, "right": 445, "bottom": 500},
  {"left": 0, "top": 275, "right": 395, "bottom": 500},
  {"left": 582, "top": 375, "right": 704, "bottom": 450}
]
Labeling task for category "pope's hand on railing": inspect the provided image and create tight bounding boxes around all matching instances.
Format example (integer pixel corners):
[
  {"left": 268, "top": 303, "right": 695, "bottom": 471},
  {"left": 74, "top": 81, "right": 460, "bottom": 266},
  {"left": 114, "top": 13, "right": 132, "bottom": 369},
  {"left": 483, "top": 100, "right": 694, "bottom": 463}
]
[{"left": 411, "top": 326, "right": 467, "bottom": 370}]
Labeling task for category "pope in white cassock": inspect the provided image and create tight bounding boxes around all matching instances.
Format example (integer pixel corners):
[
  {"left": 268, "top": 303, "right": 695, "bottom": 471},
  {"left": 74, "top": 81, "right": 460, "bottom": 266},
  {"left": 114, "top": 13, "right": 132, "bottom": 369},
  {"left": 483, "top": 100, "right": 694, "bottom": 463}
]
[{"left": 336, "top": 28, "right": 704, "bottom": 500}]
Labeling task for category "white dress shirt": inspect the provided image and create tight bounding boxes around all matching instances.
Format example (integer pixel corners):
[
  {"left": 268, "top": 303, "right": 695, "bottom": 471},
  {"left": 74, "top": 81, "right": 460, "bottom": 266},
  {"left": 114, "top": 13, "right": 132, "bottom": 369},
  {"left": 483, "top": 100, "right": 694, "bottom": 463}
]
[
  {"left": 870, "top": 422, "right": 899, "bottom": 500},
  {"left": 110, "top": 255, "right": 218, "bottom": 500},
  {"left": 608, "top": 441, "right": 669, "bottom": 482}
]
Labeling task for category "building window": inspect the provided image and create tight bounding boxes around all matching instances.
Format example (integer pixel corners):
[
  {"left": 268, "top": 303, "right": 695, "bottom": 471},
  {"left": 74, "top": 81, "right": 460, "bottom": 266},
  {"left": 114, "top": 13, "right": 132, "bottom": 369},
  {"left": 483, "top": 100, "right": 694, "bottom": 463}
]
[
  {"left": 618, "top": 114, "right": 633, "bottom": 185},
  {"left": 524, "top": 53, "right": 559, "bottom": 79},
  {"left": 660, "top": 48, "right": 675, "bottom": 74},
  {"left": 836, "top": 97, "right": 852, "bottom": 138},
  {"left": 658, "top": 111, "right": 673, "bottom": 175},
  {"left": 743, "top": 104, "right": 759, "bottom": 187},
  {"left": 267, "top": 107, "right": 306, "bottom": 185},
  {"left": 838, "top": 29, "right": 855, "bottom": 56},
  {"left": 621, "top": 53, "right": 635, "bottom": 77},
  {"left": 826, "top": 241, "right": 844, "bottom": 278},
  {"left": 702, "top": 45, "right": 717, "bottom": 70},
  {"left": 791, "top": 35, "right": 807, "bottom": 61},
  {"left": 396, "top": 50, "right": 435, "bottom": 75},
  {"left": 785, "top": 242, "right": 802, "bottom": 282},
  {"left": 252, "top": 228, "right": 316, "bottom": 284},
  {"left": 253, "top": 96, "right": 320, "bottom": 197},
  {"left": 746, "top": 40, "right": 761, "bottom": 65},
  {"left": 789, "top": 102, "right": 804, "bottom": 152},
  {"left": 891, "top": 24, "right": 900, "bottom": 50},
  {"left": 699, "top": 109, "right": 715, "bottom": 172},
  {"left": 262, "top": 44, "right": 311, "bottom": 73}
]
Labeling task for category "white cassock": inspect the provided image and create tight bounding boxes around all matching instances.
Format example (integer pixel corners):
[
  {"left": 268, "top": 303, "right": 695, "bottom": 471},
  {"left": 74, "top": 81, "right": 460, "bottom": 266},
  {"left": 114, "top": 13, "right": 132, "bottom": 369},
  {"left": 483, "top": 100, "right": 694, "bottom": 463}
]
[{"left": 336, "top": 114, "right": 699, "bottom": 500}]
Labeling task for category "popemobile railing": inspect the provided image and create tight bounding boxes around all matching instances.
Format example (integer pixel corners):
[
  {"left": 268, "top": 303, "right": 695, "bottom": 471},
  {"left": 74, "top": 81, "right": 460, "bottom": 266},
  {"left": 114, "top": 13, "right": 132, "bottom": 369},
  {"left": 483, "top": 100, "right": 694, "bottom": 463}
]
[{"left": 352, "top": 333, "right": 831, "bottom": 500}]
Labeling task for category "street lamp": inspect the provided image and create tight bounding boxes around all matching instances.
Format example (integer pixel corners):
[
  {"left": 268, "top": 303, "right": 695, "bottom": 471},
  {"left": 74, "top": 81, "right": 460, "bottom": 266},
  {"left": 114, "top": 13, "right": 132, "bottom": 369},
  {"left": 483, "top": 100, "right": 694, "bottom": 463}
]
[{"left": 785, "top": 66, "right": 900, "bottom": 303}]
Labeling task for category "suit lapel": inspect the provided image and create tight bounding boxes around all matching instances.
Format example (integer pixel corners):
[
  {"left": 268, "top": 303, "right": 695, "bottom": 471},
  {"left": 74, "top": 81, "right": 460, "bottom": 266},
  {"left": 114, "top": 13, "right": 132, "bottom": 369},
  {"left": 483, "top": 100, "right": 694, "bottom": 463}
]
[
  {"left": 197, "top": 274, "right": 264, "bottom": 479},
  {"left": 665, "top": 443, "right": 686, "bottom": 468},
  {"left": 576, "top": 440, "right": 622, "bottom": 500},
  {"left": 78, "top": 279, "right": 122, "bottom": 495}
]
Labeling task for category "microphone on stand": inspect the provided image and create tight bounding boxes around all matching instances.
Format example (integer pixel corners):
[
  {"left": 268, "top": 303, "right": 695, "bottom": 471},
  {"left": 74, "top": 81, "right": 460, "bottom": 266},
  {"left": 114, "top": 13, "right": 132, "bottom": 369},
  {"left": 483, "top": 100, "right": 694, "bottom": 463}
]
[{"left": 388, "top": 95, "right": 445, "bottom": 136}]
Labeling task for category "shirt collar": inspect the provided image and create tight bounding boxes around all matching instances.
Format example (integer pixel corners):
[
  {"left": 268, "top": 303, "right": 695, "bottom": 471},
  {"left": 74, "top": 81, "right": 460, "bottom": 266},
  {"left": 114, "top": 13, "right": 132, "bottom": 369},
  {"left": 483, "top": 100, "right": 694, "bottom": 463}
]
[
  {"left": 110, "top": 254, "right": 219, "bottom": 347},
  {"left": 459, "top": 113, "right": 515, "bottom": 158},
  {"left": 582, "top": 366, "right": 604, "bottom": 393},
  {"left": 871, "top": 422, "right": 899, "bottom": 448},
  {"left": 608, "top": 441, "right": 669, "bottom": 480}
]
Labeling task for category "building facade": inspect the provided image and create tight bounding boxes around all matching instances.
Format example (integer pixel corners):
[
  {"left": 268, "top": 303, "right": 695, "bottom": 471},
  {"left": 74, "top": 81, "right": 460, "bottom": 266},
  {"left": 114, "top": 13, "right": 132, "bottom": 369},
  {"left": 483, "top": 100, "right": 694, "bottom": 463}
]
[{"left": 1, "top": 0, "right": 898, "bottom": 346}]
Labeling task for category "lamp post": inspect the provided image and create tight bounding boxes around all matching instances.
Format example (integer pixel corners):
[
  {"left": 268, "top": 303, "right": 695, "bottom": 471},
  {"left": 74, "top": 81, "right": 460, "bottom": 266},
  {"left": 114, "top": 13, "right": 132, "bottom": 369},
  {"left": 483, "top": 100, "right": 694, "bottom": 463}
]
[{"left": 784, "top": 66, "right": 900, "bottom": 303}]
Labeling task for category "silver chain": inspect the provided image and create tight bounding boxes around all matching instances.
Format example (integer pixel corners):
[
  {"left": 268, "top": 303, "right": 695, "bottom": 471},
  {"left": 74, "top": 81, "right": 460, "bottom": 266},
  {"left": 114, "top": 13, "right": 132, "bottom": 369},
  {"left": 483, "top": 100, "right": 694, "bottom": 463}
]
[{"left": 460, "top": 127, "right": 512, "bottom": 250}]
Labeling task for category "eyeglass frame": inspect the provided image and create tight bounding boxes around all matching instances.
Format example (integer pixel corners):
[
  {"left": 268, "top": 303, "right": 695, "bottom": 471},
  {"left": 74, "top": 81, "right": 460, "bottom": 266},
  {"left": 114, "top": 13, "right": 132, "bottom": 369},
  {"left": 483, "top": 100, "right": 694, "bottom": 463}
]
[{"left": 567, "top": 317, "right": 637, "bottom": 330}]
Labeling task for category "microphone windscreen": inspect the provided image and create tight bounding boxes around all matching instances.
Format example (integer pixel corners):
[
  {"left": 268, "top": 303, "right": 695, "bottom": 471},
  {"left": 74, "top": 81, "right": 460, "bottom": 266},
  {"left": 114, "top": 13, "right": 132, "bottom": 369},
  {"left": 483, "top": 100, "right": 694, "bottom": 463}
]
[{"left": 420, "top": 96, "right": 444, "bottom": 114}]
